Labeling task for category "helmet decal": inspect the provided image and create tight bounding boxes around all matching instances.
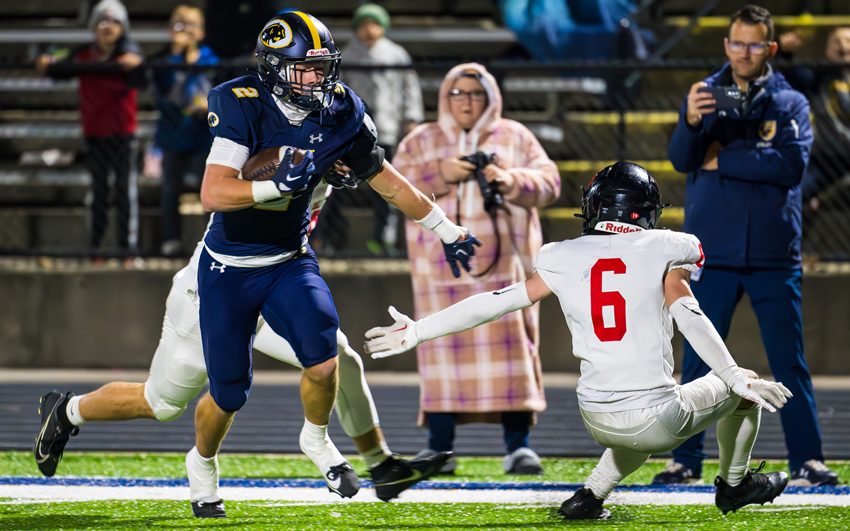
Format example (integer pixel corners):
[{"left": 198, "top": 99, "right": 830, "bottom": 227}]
[
  {"left": 260, "top": 19, "right": 293, "bottom": 49},
  {"left": 255, "top": 11, "right": 341, "bottom": 111},
  {"left": 630, "top": 212, "right": 640, "bottom": 220}
]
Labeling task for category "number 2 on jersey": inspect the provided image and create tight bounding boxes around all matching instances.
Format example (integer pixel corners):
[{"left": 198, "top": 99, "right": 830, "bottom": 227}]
[{"left": 590, "top": 258, "right": 627, "bottom": 342}]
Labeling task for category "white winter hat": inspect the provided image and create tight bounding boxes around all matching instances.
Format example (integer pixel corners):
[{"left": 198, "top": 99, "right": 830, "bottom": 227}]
[{"left": 88, "top": 0, "right": 130, "bottom": 31}]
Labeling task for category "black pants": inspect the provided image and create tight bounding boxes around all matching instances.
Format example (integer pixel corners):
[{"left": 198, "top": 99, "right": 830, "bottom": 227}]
[
  {"left": 161, "top": 148, "right": 207, "bottom": 242},
  {"left": 86, "top": 135, "right": 132, "bottom": 249},
  {"left": 427, "top": 411, "right": 533, "bottom": 454}
]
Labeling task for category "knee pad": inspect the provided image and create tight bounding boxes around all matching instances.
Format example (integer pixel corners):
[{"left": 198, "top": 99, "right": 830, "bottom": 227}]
[
  {"left": 143, "top": 382, "right": 188, "bottom": 422},
  {"left": 209, "top": 377, "right": 251, "bottom": 412}
]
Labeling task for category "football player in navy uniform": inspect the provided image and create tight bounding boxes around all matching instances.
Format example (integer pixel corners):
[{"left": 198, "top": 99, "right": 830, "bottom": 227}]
[{"left": 192, "top": 11, "right": 480, "bottom": 515}]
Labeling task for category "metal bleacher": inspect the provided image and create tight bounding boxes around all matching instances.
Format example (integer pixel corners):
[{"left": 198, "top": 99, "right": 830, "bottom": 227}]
[{"left": 1, "top": 0, "right": 849, "bottom": 257}]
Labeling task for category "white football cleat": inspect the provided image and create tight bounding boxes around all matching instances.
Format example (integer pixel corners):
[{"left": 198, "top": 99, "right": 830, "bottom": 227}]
[
  {"left": 299, "top": 422, "right": 360, "bottom": 498},
  {"left": 186, "top": 446, "right": 225, "bottom": 517}
]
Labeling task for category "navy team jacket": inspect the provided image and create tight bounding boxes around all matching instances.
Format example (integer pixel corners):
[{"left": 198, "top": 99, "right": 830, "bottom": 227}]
[{"left": 669, "top": 63, "right": 812, "bottom": 270}]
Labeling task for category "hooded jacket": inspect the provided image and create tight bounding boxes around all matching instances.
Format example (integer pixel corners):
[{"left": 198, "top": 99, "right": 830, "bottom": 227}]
[
  {"left": 393, "top": 63, "right": 559, "bottom": 424},
  {"left": 669, "top": 62, "right": 812, "bottom": 269}
]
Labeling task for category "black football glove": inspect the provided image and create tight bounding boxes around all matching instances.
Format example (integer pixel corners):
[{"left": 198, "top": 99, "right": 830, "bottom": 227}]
[
  {"left": 270, "top": 148, "right": 316, "bottom": 197},
  {"left": 323, "top": 160, "right": 358, "bottom": 190},
  {"left": 442, "top": 230, "right": 482, "bottom": 278}
]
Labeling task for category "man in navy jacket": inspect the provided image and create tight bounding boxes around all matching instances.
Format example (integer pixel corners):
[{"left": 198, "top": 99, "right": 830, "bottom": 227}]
[{"left": 655, "top": 5, "right": 838, "bottom": 486}]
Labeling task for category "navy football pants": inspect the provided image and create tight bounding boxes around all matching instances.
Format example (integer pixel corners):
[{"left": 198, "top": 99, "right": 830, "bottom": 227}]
[
  {"left": 672, "top": 267, "right": 823, "bottom": 473},
  {"left": 198, "top": 247, "right": 339, "bottom": 412}
]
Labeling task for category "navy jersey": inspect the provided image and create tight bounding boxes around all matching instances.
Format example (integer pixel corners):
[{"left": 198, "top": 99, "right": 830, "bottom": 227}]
[{"left": 205, "top": 75, "right": 370, "bottom": 260}]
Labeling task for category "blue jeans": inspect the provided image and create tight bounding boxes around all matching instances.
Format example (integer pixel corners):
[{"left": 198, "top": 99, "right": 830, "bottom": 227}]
[
  {"left": 672, "top": 267, "right": 823, "bottom": 473},
  {"left": 427, "top": 411, "right": 532, "bottom": 454}
]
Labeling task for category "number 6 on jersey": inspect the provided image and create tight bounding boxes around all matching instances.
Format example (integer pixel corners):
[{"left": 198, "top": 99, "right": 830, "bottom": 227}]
[{"left": 590, "top": 258, "right": 627, "bottom": 342}]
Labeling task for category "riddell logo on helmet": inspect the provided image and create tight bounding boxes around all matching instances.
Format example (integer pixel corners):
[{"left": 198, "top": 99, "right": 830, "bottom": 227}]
[
  {"left": 306, "top": 48, "right": 330, "bottom": 57},
  {"left": 598, "top": 221, "right": 644, "bottom": 234},
  {"left": 631, "top": 212, "right": 640, "bottom": 220}
]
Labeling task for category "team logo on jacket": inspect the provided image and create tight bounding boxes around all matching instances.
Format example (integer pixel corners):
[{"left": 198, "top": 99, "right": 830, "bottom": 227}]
[
  {"left": 207, "top": 112, "right": 219, "bottom": 127},
  {"left": 758, "top": 120, "right": 777, "bottom": 141},
  {"left": 260, "top": 20, "right": 293, "bottom": 49},
  {"left": 630, "top": 212, "right": 640, "bottom": 220}
]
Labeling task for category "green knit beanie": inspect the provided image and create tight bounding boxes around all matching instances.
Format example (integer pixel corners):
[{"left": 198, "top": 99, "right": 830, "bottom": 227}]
[{"left": 352, "top": 4, "right": 390, "bottom": 29}]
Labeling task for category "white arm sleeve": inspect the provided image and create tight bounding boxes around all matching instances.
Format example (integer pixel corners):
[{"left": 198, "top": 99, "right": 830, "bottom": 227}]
[
  {"left": 206, "top": 137, "right": 250, "bottom": 171},
  {"left": 669, "top": 296, "right": 744, "bottom": 387},
  {"left": 415, "top": 282, "right": 532, "bottom": 342}
]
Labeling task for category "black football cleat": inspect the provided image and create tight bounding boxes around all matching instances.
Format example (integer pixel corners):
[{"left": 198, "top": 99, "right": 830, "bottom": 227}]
[
  {"left": 325, "top": 462, "right": 361, "bottom": 498},
  {"left": 558, "top": 487, "right": 611, "bottom": 520},
  {"left": 191, "top": 500, "right": 226, "bottom": 518},
  {"left": 715, "top": 462, "right": 789, "bottom": 515},
  {"left": 33, "top": 390, "right": 79, "bottom": 477},
  {"left": 371, "top": 452, "right": 451, "bottom": 502}
]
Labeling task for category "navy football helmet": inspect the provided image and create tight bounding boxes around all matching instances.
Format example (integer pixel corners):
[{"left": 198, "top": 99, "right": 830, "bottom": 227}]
[
  {"left": 578, "top": 162, "right": 664, "bottom": 234},
  {"left": 255, "top": 11, "right": 341, "bottom": 111}
]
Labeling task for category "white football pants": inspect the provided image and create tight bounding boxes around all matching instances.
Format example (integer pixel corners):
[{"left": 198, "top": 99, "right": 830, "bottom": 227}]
[
  {"left": 143, "top": 280, "right": 380, "bottom": 438},
  {"left": 579, "top": 373, "right": 742, "bottom": 455}
]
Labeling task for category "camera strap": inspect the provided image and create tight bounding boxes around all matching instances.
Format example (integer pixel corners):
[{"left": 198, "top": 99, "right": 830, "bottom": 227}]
[{"left": 455, "top": 189, "right": 501, "bottom": 278}]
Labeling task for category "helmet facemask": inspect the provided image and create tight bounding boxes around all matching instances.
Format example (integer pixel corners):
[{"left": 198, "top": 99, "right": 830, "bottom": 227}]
[{"left": 257, "top": 51, "right": 341, "bottom": 111}]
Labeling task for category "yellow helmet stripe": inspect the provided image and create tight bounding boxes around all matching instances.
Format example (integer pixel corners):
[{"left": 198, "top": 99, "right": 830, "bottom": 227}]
[{"left": 290, "top": 11, "right": 321, "bottom": 50}]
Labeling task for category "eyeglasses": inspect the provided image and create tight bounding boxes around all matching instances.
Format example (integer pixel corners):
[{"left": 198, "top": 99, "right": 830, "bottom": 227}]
[
  {"left": 97, "top": 18, "right": 121, "bottom": 29},
  {"left": 726, "top": 39, "right": 771, "bottom": 55},
  {"left": 173, "top": 21, "right": 199, "bottom": 32},
  {"left": 448, "top": 89, "right": 487, "bottom": 102}
]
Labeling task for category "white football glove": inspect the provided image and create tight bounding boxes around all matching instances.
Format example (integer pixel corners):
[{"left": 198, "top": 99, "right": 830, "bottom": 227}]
[
  {"left": 364, "top": 306, "right": 421, "bottom": 359},
  {"left": 730, "top": 377, "right": 793, "bottom": 413}
]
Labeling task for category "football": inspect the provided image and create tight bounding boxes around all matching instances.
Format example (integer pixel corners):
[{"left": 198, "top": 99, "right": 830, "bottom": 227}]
[{"left": 239, "top": 146, "right": 306, "bottom": 182}]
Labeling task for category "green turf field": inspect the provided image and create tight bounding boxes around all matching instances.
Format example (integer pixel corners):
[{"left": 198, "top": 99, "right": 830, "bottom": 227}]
[
  {"left": 1, "top": 453, "right": 848, "bottom": 531},
  {"left": 1, "top": 451, "right": 849, "bottom": 484},
  {"left": 1, "top": 500, "right": 848, "bottom": 531}
]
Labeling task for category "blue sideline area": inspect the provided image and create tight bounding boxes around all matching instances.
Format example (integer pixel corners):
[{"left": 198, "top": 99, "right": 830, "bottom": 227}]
[{"left": 0, "top": 476, "right": 847, "bottom": 495}]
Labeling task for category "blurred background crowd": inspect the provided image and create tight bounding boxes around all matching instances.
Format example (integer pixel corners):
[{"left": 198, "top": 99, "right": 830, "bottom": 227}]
[{"left": 1, "top": 0, "right": 847, "bottom": 264}]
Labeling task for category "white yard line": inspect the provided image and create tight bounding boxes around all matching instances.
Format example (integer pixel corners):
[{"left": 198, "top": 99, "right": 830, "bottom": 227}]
[{"left": 0, "top": 485, "right": 848, "bottom": 507}]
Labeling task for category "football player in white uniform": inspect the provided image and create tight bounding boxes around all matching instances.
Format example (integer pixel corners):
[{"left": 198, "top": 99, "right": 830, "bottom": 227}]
[
  {"left": 33, "top": 177, "right": 448, "bottom": 518},
  {"left": 364, "top": 162, "right": 794, "bottom": 519}
]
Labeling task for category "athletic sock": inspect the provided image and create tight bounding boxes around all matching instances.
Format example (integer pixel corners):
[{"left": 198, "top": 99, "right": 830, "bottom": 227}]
[
  {"left": 65, "top": 395, "right": 86, "bottom": 427},
  {"left": 186, "top": 446, "right": 221, "bottom": 503},
  {"left": 300, "top": 418, "right": 346, "bottom": 470},
  {"left": 362, "top": 441, "right": 392, "bottom": 469},
  {"left": 717, "top": 403, "right": 761, "bottom": 487},
  {"left": 584, "top": 448, "right": 649, "bottom": 500}
]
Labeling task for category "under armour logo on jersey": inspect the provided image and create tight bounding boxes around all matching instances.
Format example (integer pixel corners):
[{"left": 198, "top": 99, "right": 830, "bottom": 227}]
[
  {"left": 310, "top": 134, "right": 323, "bottom": 144},
  {"left": 210, "top": 262, "right": 226, "bottom": 273}
]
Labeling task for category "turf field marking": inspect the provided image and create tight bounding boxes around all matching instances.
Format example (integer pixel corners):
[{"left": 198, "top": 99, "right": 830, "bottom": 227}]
[
  {"left": 1, "top": 485, "right": 849, "bottom": 507},
  {"left": 1, "top": 476, "right": 847, "bottom": 496}
]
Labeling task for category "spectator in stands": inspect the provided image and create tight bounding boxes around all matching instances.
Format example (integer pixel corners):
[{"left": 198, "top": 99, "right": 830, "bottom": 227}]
[
  {"left": 657, "top": 5, "right": 839, "bottom": 487},
  {"left": 778, "top": 27, "right": 850, "bottom": 211},
  {"left": 341, "top": 3, "right": 424, "bottom": 256},
  {"left": 393, "top": 63, "right": 559, "bottom": 475},
  {"left": 500, "top": 0, "right": 653, "bottom": 62},
  {"left": 150, "top": 5, "right": 219, "bottom": 257},
  {"left": 36, "top": 0, "right": 143, "bottom": 256}
]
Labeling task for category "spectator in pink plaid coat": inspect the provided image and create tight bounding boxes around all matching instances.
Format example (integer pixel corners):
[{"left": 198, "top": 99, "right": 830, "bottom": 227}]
[{"left": 392, "top": 63, "right": 560, "bottom": 475}]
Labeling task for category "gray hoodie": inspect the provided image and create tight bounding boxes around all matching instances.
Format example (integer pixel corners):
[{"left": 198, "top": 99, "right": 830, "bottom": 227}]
[{"left": 341, "top": 36, "right": 423, "bottom": 148}]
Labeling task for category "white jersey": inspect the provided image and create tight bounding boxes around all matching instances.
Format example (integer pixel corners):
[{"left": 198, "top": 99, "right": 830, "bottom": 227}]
[{"left": 533, "top": 228, "right": 704, "bottom": 413}]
